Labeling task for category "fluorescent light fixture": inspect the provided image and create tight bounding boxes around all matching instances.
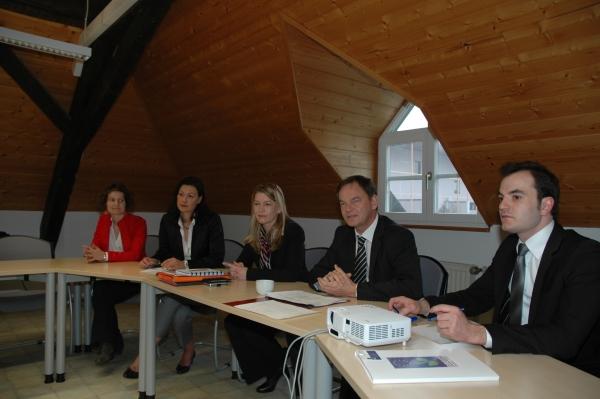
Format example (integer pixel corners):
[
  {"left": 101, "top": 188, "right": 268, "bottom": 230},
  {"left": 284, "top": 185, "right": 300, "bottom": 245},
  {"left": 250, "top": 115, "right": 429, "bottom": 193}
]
[{"left": 0, "top": 27, "right": 91, "bottom": 61}]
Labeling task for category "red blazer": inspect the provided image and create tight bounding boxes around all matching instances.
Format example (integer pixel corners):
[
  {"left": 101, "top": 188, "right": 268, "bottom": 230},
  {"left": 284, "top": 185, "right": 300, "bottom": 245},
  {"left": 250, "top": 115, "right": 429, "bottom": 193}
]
[{"left": 91, "top": 212, "right": 147, "bottom": 262}]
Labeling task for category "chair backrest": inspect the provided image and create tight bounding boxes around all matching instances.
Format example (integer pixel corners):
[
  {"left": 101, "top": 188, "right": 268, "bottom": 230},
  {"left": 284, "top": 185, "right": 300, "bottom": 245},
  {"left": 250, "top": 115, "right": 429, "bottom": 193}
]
[
  {"left": 419, "top": 255, "right": 448, "bottom": 297},
  {"left": 0, "top": 235, "right": 53, "bottom": 260},
  {"left": 305, "top": 247, "right": 328, "bottom": 271},
  {"left": 145, "top": 234, "right": 160, "bottom": 258},
  {"left": 224, "top": 239, "right": 243, "bottom": 262}
]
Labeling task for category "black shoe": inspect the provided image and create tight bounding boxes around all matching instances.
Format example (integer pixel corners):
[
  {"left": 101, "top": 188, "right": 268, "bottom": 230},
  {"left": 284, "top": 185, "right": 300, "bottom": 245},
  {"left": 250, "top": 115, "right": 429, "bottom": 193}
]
[
  {"left": 175, "top": 352, "right": 196, "bottom": 374},
  {"left": 256, "top": 373, "right": 282, "bottom": 393},
  {"left": 122, "top": 367, "right": 139, "bottom": 379},
  {"left": 95, "top": 343, "right": 115, "bottom": 365}
]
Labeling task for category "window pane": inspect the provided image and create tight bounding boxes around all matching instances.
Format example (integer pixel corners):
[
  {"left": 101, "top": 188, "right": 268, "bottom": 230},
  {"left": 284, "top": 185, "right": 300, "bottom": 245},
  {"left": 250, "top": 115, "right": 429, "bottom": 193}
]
[
  {"left": 388, "top": 180, "right": 422, "bottom": 213},
  {"left": 397, "top": 106, "right": 428, "bottom": 131},
  {"left": 436, "top": 142, "right": 456, "bottom": 175},
  {"left": 435, "top": 177, "right": 477, "bottom": 215},
  {"left": 388, "top": 142, "right": 422, "bottom": 177}
]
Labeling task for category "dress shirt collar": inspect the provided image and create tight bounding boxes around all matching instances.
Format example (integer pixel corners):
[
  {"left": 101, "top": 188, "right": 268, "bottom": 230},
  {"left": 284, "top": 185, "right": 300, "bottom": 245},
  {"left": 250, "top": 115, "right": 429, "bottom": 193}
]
[
  {"left": 356, "top": 214, "right": 378, "bottom": 243},
  {"left": 518, "top": 220, "right": 554, "bottom": 260}
]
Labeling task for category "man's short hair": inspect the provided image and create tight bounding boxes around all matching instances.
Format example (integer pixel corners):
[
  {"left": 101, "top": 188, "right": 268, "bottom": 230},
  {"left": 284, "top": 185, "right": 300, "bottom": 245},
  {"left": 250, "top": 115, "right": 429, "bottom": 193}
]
[
  {"left": 500, "top": 161, "right": 560, "bottom": 218},
  {"left": 336, "top": 175, "right": 377, "bottom": 198}
]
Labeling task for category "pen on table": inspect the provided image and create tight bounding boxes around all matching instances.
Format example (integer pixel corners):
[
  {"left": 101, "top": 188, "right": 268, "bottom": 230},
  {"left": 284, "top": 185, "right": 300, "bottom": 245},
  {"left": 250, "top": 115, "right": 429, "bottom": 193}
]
[{"left": 391, "top": 305, "right": 418, "bottom": 322}]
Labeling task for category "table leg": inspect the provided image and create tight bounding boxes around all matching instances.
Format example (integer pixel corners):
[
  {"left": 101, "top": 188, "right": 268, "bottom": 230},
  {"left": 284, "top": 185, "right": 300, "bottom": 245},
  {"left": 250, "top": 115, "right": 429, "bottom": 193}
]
[
  {"left": 83, "top": 282, "right": 92, "bottom": 352},
  {"left": 315, "top": 343, "right": 333, "bottom": 399},
  {"left": 138, "top": 284, "right": 147, "bottom": 398},
  {"left": 302, "top": 338, "right": 317, "bottom": 398},
  {"left": 138, "top": 283, "right": 156, "bottom": 399},
  {"left": 73, "top": 283, "right": 82, "bottom": 352},
  {"left": 44, "top": 272, "right": 55, "bottom": 383},
  {"left": 56, "top": 273, "right": 66, "bottom": 382},
  {"left": 145, "top": 284, "right": 156, "bottom": 399}
]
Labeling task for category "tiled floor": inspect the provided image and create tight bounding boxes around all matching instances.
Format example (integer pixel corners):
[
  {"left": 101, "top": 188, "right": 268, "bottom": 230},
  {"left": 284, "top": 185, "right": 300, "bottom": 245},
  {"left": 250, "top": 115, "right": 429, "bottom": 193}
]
[{"left": 0, "top": 301, "right": 301, "bottom": 399}]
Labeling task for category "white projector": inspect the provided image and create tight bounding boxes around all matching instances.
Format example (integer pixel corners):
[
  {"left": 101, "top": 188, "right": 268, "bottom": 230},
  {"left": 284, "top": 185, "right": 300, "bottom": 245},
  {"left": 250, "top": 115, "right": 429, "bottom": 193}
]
[{"left": 327, "top": 304, "right": 411, "bottom": 347}]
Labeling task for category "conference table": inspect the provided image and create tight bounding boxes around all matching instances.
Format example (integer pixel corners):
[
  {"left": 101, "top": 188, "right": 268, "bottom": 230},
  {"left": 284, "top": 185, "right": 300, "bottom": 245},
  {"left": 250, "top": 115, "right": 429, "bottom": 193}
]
[{"left": 1, "top": 258, "right": 599, "bottom": 399}]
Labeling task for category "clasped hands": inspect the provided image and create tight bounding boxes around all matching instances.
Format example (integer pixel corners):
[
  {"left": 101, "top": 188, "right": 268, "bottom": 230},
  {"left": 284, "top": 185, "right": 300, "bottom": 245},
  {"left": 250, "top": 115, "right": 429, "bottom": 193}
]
[
  {"left": 82, "top": 244, "right": 105, "bottom": 263},
  {"left": 388, "top": 296, "right": 486, "bottom": 345},
  {"left": 317, "top": 265, "right": 357, "bottom": 297}
]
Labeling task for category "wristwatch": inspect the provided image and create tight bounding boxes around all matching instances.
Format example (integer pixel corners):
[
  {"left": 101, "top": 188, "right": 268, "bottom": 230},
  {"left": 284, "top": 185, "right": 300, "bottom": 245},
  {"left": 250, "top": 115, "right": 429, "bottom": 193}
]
[
  {"left": 103, "top": 252, "right": 108, "bottom": 262},
  {"left": 184, "top": 260, "right": 189, "bottom": 269}
]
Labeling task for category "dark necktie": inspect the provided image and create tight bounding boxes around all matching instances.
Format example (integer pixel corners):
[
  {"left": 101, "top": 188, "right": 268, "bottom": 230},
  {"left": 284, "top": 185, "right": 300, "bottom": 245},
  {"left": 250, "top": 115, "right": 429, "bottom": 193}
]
[
  {"left": 352, "top": 236, "right": 367, "bottom": 283},
  {"left": 507, "top": 243, "right": 529, "bottom": 325}
]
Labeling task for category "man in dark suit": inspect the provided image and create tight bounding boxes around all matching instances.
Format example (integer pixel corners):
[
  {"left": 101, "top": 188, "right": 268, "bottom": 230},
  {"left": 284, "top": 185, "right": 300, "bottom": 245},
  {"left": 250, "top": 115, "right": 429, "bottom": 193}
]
[
  {"left": 309, "top": 175, "right": 422, "bottom": 301},
  {"left": 389, "top": 161, "right": 600, "bottom": 377}
]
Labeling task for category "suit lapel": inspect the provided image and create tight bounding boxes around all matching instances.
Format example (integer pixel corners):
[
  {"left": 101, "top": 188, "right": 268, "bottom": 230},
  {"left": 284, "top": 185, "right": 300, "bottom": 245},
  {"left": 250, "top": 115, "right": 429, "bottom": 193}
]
[
  {"left": 529, "top": 224, "right": 563, "bottom": 320},
  {"left": 368, "top": 218, "right": 385, "bottom": 280}
]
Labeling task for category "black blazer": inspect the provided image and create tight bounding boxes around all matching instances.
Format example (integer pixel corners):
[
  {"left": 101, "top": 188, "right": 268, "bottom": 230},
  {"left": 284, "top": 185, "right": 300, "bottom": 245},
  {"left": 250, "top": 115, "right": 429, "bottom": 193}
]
[
  {"left": 308, "top": 215, "right": 422, "bottom": 301},
  {"left": 237, "top": 219, "right": 307, "bottom": 282},
  {"left": 427, "top": 224, "right": 600, "bottom": 377},
  {"left": 153, "top": 206, "right": 225, "bottom": 268}
]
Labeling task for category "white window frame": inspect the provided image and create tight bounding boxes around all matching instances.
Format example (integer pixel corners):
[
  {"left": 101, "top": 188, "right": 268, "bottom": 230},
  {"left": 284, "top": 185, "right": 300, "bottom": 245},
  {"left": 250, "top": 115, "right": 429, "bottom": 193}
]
[{"left": 378, "top": 106, "right": 487, "bottom": 228}]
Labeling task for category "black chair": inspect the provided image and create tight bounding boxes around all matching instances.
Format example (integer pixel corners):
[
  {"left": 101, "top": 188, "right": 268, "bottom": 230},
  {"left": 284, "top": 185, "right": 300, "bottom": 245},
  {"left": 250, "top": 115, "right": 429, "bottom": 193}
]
[
  {"left": 304, "top": 247, "right": 328, "bottom": 271},
  {"left": 419, "top": 255, "right": 448, "bottom": 297}
]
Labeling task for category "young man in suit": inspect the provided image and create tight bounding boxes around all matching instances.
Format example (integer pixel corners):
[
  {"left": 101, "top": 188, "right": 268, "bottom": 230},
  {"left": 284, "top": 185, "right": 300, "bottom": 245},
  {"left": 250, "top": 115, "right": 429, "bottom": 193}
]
[
  {"left": 389, "top": 161, "right": 600, "bottom": 377},
  {"left": 308, "top": 175, "right": 422, "bottom": 302}
]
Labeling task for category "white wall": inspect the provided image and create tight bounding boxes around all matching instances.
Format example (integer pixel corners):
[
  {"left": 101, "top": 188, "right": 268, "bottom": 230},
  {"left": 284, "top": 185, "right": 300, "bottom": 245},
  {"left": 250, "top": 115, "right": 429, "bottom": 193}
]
[{"left": 1, "top": 210, "right": 599, "bottom": 266}]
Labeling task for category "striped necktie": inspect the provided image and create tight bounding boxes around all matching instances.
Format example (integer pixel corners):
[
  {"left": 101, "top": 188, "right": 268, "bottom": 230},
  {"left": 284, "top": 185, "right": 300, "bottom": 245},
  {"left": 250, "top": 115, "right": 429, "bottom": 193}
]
[
  {"left": 502, "top": 243, "right": 529, "bottom": 325},
  {"left": 352, "top": 236, "right": 367, "bottom": 283}
]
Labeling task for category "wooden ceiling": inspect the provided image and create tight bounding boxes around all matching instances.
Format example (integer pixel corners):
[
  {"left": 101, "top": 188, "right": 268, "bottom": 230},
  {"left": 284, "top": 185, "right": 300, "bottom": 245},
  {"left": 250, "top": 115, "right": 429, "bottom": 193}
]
[{"left": 1, "top": 0, "right": 599, "bottom": 227}]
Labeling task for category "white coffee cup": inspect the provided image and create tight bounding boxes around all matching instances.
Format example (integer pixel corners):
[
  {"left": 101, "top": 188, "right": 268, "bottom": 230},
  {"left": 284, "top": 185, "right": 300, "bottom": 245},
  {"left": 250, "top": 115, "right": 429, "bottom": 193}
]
[{"left": 256, "top": 279, "right": 275, "bottom": 295}]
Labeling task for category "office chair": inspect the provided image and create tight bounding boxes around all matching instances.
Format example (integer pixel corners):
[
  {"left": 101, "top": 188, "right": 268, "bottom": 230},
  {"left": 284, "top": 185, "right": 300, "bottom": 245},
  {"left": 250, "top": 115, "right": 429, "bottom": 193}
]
[
  {"left": 304, "top": 247, "right": 327, "bottom": 271},
  {"left": 419, "top": 255, "right": 449, "bottom": 297}
]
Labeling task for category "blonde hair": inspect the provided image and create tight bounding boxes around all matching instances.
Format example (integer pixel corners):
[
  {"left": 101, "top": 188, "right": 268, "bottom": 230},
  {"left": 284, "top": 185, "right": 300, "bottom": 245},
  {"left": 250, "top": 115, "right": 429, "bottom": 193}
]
[{"left": 244, "top": 183, "right": 289, "bottom": 252}]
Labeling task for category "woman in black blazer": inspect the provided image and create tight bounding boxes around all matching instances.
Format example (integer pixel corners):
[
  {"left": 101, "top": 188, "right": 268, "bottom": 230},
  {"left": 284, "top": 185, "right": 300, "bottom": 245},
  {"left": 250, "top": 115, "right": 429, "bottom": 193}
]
[
  {"left": 224, "top": 183, "right": 306, "bottom": 393},
  {"left": 124, "top": 176, "right": 225, "bottom": 378}
]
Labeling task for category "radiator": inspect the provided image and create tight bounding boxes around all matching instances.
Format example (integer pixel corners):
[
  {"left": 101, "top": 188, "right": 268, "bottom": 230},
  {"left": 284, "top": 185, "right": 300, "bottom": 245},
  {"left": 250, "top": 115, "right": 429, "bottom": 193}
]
[{"left": 443, "top": 262, "right": 485, "bottom": 293}]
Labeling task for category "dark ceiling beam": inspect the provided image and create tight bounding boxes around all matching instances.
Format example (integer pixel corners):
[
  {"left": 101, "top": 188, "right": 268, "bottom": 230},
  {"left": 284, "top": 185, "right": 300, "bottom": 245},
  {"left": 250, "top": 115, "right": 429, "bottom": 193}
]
[
  {"left": 0, "top": 45, "right": 71, "bottom": 133},
  {"left": 39, "top": 0, "right": 172, "bottom": 246}
]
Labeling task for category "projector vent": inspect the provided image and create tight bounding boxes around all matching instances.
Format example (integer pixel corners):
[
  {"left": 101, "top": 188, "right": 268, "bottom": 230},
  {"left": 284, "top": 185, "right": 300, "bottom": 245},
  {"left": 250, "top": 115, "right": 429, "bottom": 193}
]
[
  {"left": 391, "top": 328, "right": 405, "bottom": 338},
  {"left": 368, "top": 324, "right": 389, "bottom": 341},
  {"left": 350, "top": 321, "right": 364, "bottom": 339}
]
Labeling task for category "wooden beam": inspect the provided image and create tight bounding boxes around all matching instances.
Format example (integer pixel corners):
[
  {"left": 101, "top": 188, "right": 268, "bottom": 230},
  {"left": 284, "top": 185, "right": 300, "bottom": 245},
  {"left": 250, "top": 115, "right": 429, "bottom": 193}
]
[
  {"left": 39, "top": 0, "right": 172, "bottom": 245},
  {"left": 0, "top": 45, "right": 71, "bottom": 133}
]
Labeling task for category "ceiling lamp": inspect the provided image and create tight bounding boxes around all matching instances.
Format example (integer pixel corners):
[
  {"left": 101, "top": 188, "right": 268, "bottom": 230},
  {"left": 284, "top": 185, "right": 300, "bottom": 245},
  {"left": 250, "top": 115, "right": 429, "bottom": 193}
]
[{"left": 0, "top": 26, "right": 92, "bottom": 61}]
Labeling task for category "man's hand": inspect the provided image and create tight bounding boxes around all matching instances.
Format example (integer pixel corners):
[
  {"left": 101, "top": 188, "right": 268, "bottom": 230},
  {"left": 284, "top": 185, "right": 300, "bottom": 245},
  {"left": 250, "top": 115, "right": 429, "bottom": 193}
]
[
  {"left": 430, "top": 304, "right": 486, "bottom": 345},
  {"left": 317, "top": 265, "right": 356, "bottom": 297},
  {"left": 388, "top": 296, "right": 428, "bottom": 316}
]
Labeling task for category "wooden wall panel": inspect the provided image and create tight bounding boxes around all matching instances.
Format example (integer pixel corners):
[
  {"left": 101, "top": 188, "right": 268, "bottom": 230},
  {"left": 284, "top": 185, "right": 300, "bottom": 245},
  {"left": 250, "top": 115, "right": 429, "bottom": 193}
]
[
  {"left": 285, "top": 23, "right": 403, "bottom": 179},
  {"left": 284, "top": 0, "right": 600, "bottom": 226},
  {"left": 3, "top": 1, "right": 600, "bottom": 226},
  {"left": 134, "top": 0, "right": 342, "bottom": 218}
]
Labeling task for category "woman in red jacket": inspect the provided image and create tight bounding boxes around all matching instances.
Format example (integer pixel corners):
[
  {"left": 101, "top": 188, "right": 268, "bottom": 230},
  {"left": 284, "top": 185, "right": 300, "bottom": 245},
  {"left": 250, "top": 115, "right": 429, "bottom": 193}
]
[{"left": 83, "top": 182, "right": 147, "bottom": 365}]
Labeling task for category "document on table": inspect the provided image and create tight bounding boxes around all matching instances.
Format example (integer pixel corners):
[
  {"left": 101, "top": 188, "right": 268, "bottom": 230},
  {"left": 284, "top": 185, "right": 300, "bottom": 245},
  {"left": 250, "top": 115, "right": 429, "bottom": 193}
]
[
  {"left": 235, "top": 299, "right": 317, "bottom": 319},
  {"left": 356, "top": 348, "right": 499, "bottom": 384},
  {"left": 267, "top": 290, "right": 347, "bottom": 307}
]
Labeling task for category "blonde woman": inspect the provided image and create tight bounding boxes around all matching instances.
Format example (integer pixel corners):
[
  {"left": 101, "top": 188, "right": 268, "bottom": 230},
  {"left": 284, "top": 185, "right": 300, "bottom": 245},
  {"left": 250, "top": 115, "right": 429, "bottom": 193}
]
[{"left": 224, "top": 183, "right": 306, "bottom": 393}]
